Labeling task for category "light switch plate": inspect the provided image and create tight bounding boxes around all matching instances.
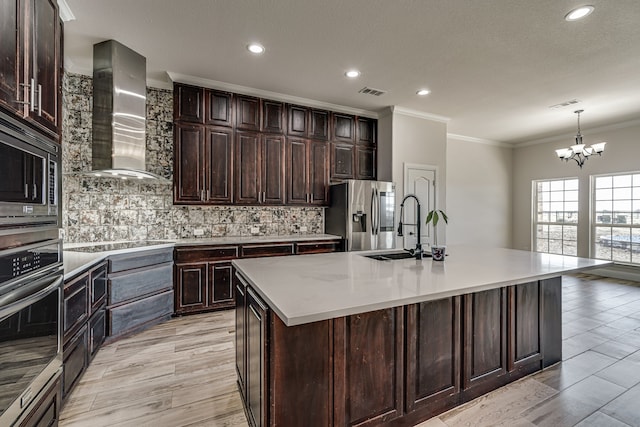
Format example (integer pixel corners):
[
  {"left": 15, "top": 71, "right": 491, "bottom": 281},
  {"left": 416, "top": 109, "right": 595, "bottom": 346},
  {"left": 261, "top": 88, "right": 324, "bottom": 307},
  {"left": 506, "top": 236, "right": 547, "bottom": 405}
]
[
  {"left": 193, "top": 228, "right": 204, "bottom": 236},
  {"left": 251, "top": 226, "right": 260, "bottom": 234},
  {"left": 300, "top": 226, "right": 308, "bottom": 232}
]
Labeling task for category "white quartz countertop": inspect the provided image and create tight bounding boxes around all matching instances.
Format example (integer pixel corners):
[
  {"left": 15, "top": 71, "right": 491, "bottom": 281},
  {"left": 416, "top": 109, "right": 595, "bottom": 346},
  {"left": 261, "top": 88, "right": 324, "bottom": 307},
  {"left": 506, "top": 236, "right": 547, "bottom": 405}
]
[
  {"left": 62, "top": 234, "right": 341, "bottom": 279},
  {"left": 232, "top": 246, "right": 613, "bottom": 326}
]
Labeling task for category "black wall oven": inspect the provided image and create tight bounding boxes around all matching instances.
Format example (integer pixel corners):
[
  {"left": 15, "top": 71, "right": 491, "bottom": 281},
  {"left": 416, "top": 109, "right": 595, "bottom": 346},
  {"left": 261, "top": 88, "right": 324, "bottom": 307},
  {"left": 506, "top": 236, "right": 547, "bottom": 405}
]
[{"left": 0, "top": 111, "right": 60, "bottom": 232}]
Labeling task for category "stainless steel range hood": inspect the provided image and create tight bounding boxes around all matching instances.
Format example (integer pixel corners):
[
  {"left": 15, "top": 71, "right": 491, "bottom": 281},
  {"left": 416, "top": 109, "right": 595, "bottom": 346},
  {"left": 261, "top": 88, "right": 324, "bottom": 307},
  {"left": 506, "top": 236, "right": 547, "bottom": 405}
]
[{"left": 91, "top": 40, "right": 167, "bottom": 182}]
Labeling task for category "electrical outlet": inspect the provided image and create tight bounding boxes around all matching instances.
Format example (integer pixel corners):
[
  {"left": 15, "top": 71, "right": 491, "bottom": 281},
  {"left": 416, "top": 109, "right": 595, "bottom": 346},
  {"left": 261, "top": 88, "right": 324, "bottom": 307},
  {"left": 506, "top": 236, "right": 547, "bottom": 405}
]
[
  {"left": 251, "top": 226, "right": 260, "bottom": 234},
  {"left": 193, "top": 228, "right": 204, "bottom": 237},
  {"left": 300, "top": 226, "right": 308, "bottom": 232}
]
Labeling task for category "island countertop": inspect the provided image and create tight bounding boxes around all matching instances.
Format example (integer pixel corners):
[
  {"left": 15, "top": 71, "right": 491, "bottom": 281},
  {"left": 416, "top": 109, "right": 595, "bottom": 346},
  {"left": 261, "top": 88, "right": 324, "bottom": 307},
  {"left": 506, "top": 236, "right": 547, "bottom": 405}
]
[{"left": 232, "top": 245, "right": 612, "bottom": 326}]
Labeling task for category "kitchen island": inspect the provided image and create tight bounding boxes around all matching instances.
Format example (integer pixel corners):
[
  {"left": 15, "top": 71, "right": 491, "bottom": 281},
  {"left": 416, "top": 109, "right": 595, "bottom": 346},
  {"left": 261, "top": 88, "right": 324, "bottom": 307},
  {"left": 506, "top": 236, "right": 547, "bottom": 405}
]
[{"left": 232, "top": 246, "right": 611, "bottom": 427}]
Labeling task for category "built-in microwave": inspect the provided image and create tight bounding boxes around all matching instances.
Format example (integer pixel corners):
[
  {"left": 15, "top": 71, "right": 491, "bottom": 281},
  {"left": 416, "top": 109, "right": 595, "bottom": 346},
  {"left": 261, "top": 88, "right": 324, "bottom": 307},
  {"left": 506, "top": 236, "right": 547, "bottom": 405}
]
[{"left": 0, "top": 111, "right": 60, "bottom": 232}]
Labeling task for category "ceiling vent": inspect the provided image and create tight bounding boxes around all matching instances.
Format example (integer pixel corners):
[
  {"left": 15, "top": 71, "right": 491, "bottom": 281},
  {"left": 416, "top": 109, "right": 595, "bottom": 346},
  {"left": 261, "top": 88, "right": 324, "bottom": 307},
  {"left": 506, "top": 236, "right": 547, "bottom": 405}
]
[
  {"left": 549, "top": 99, "right": 581, "bottom": 109},
  {"left": 358, "top": 87, "right": 387, "bottom": 96}
]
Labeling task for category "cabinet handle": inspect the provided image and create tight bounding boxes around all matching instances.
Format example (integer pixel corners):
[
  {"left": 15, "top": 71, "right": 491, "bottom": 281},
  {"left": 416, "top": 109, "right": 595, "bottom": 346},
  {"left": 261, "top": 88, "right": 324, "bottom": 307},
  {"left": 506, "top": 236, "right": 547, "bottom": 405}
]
[
  {"left": 310, "top": 193, "right": 314, "bottom": 203},
  {"left": 249, "top": 304, "right": 261, "bottom": 321},
  {"left": 200, "top": 189, "right": 205, "bottom": 201},
  {"left": 24, "top": 184, "right": 29, "bottom": 199},
  {"left": 30, "top": 79, "right": 35, "bottom": 112},
  {"left": 16, "top": 82, "right": 31, "bottom": 106},
  {"left": 206, "top": 189, "right": 210, "bottom": 200},
  {"left": 37, "top": 84, "right": 42, "bottom": 116},
  {"left": 33, "top": 184, "right": 37, "bottom": 200},
  {"left": 262, "top": 191, "right": 266, "bottom": 203}
]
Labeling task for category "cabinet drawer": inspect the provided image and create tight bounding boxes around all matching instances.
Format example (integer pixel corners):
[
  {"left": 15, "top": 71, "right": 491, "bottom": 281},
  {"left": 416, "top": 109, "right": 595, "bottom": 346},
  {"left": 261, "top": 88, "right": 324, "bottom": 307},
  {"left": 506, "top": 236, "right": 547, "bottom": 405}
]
[
  {"left": 108, "top": 248, "right": 173, "bottom": 273},
  {"left": 109, "top": 262, "right": 173, "bottom": 305},
  {"left": 63, "top": 325, "right": 88, "bottom": 398},
  {"left": 63, "top": 275, "right": 89, "bottom": 341},
  {"left": 18, "top": 373, "right": 61, "bottom": 427},
  {"left": 296, "top": 240, "right": 342, "bottom": 254},
  {"left": 90, "top": 262, "right": 108, "bottom": 313},
  {"left": 241, "top": 243, "right": 295, "bottom": 258},
  {"left": 88, "top": 308, "right": 106, "bottom": 361},
  {"left": 174, "top": 246, "right": 239, "bottom": 263},
  {"left": 108, "top": 290, "right": 174, "bottom": 337}
]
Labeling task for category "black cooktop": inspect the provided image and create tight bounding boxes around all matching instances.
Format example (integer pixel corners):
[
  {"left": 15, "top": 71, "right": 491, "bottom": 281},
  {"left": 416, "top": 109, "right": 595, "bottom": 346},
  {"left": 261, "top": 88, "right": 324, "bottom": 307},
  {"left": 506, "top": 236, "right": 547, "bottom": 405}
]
[{"left": 66, "top": 241, "right": 169, "bottom": 253}]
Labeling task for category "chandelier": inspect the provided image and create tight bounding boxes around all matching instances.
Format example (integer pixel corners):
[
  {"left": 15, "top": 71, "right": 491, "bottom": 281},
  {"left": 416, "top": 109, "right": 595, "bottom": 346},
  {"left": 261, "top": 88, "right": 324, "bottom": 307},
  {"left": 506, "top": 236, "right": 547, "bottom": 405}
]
[{"left": 555, "top": 110, "right": 606, "bottom": 168}]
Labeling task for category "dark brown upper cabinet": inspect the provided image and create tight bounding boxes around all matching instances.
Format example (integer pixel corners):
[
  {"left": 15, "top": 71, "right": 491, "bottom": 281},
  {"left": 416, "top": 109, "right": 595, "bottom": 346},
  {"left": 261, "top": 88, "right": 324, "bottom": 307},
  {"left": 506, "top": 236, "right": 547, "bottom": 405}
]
[
  {"left": 356, "top": 146, "right": 376, "bottom": 180},
  {"left": 332, "top": 113, "right": 355, "bottom": 143},
  {"left": 234, "top": 131, "right": 285, "bottom": 205},
  {"left": 204, "top": 126, "right": 233, "bottom": 203},
  {"left": 174, "top": 83, "right": 204, "bottom": 123},
  {"left": 286, "top": 138, "right": 329, "bottom": 206},
  {"left": 309, "top": 109, "right": 329, "bottom": 140},
  {"left": 0, "top": 0, "right": 61, "bottom": 138},
  {"left": 330, "top": 142, "right": 355, "bottom": 181},
  {"left": 287, "top": 104, "right": 308, "bottom": 137},
  {"left": 205, "top": 89, "right": 233, "bottom": 127},
  {"left": 261, "top": 100, "right": 285, "bottom": 133},
  {"left": 357, "top": 117, "right": 376, "bottom": 146},
  {"left": 235, "top": 95, "right": 261, "bottom": 131}
]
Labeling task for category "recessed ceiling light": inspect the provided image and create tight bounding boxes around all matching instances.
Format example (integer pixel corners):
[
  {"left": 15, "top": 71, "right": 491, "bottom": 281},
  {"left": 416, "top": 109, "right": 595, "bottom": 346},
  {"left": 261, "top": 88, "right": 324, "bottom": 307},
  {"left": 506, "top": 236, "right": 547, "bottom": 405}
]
[
  {"left": 345, "top": 70, "right": 361, "bottom": 78},
  {"left": 247, "top": 43, "right": 265, "bottom": 54},
  {"left": 416, "top": 89, "right": 431, "bottom": 96},
  {"left": 565, "top": 5, "right": 594, "bottom": 21}
]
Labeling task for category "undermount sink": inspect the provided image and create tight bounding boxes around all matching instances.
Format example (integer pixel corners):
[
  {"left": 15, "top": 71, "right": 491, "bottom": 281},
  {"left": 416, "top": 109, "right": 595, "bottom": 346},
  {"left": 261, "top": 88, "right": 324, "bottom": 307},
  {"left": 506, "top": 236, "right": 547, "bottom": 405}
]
[{"left": 363, "top": 251, "right": 431, "bottom": 261}]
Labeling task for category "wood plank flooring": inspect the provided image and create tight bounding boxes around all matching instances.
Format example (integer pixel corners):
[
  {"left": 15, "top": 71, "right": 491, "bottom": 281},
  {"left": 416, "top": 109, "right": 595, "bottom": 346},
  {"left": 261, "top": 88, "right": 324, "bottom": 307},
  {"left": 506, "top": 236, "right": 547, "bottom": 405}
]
[{"left": 60, "top": 273, "right": 640, "bottom": 427}]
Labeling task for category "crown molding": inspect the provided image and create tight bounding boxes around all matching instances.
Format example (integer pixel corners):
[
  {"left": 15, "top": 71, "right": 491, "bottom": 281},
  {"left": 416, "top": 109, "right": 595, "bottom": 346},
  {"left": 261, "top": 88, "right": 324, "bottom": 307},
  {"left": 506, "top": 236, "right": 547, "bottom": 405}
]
[
  {"left": 58, "top": 0, "right": 76, "bottom": 22},
  {"left": 390, "top": 106, "right": 450, "bottom": 123},
  {"left": 447, "top": 133, "right": 512, "bottom": 148},
  {"left": 517, "top": 117, "right": 640, "bottom": 148},
  {"left": 167, "top": 72, "right": 379, "bottom": 118}
]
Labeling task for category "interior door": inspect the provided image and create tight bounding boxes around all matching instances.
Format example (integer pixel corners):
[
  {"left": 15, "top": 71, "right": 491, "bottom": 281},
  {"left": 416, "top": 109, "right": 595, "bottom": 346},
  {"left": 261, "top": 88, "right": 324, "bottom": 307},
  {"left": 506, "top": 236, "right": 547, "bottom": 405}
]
[{"left": 403, "top": 165, "right": 436, "bottom": 251}]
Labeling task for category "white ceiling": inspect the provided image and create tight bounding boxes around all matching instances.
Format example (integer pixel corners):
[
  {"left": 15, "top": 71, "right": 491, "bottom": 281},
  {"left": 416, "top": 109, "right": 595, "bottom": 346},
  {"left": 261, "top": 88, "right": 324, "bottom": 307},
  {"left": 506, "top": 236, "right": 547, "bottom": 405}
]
[{"left": 62, "top": 0, "right": 640, "bottom": 144}]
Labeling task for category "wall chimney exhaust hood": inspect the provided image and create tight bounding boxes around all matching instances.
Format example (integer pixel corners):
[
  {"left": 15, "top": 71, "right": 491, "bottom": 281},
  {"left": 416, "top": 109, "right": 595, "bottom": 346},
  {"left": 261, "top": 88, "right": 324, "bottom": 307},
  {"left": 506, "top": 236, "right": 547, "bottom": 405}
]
[{"left": 90, "top": 40, "right": 168, "bottom": 182}]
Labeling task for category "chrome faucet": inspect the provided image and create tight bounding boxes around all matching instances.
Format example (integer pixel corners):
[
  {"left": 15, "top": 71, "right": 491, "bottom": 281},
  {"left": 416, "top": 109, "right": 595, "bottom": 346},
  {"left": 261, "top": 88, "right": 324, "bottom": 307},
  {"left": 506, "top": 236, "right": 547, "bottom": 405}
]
[{"left": 397, "top": 194, "right": 422, "bottom": 260}]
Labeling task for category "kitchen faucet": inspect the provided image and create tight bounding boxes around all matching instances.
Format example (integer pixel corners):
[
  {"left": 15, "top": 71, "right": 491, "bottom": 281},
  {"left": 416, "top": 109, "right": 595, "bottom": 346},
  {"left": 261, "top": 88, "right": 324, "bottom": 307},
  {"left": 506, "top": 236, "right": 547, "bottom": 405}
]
[{"left": 397, "top": 194, "right": 423, "bottom": 260}]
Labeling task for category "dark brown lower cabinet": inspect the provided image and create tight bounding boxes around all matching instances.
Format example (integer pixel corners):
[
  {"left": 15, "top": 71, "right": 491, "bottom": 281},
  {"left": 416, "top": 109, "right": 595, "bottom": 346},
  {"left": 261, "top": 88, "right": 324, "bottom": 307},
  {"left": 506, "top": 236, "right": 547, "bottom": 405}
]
[
  {"left": 236, "top": 275, "right": 563, "bottom": 427},
  {"left": 63, "top": 325, "right": 87, "bottom": 399},
  {"left": 406, "top": 297, "right": 461, "bottom": 416},
  {"left": 462, "top": 288, "right": 508, "bottom": 400}
]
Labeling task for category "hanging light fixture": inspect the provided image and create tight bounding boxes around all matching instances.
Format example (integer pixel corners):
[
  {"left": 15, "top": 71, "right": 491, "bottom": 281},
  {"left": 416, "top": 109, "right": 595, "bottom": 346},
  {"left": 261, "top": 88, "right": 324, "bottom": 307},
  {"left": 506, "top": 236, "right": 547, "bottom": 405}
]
[{"left": 555, "top": 110, "right": 606, "bottom": 168}]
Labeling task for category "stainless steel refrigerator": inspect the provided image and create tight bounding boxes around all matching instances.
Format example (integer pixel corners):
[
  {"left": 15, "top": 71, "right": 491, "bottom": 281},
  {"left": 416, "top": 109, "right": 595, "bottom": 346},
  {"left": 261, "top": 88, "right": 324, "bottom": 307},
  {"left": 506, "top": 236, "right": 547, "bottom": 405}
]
[{"left": 325, "top": 180, "right": 396, "bottom": 251}]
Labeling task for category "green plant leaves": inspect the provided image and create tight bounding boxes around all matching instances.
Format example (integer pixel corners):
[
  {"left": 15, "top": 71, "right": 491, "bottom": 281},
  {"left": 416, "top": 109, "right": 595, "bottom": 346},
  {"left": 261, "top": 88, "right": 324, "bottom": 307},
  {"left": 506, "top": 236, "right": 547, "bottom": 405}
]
[{"left": 425, "top": 209, "right": 448, "bottom": 226}]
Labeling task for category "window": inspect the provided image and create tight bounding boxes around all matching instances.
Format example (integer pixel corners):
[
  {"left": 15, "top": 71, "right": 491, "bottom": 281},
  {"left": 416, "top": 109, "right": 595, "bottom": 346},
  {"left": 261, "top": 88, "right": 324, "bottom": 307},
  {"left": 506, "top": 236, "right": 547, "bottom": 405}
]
[
  {"left": 533, "top": 178, "right": 578, "bottom": 255},
  {"left": 592, "top": 173, "right": 640, "bottom": 263}
]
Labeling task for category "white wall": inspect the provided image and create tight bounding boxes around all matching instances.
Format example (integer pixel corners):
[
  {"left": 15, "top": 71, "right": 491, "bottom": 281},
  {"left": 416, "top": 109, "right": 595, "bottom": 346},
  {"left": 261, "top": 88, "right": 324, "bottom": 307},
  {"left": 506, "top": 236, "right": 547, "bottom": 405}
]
[
  {"left": 512, "top": 120, "right": 640, "bottom": 256},
  {"left": 446, "top": 137, "right": 513, "bottom": 247},
  {"left": 389, "top": 108, "right": 447, "bottom": 248}
]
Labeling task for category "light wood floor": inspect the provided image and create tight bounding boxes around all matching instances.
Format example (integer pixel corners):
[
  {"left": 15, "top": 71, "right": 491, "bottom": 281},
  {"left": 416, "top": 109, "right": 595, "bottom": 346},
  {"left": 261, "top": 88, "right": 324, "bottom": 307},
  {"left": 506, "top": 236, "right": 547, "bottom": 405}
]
[{"left": 60, "top": 274, "right": 640, "bottom": 427}]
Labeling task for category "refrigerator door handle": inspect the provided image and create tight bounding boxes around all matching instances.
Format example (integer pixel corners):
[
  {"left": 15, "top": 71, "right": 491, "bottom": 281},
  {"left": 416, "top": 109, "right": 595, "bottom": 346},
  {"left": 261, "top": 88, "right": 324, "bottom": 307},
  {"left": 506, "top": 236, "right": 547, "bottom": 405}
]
[
  {"left": 375, "top": 188, "right": 380, "bottom": 235},
  {"left": 370, "top": 188, "right": 376, "bottom": 235}
]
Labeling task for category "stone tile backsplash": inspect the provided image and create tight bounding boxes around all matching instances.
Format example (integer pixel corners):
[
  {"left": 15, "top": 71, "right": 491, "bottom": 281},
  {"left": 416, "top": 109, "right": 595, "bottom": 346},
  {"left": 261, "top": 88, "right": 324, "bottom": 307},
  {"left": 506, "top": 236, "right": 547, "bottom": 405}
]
[{"left": 62, "top": 73, "right": 324, "bottom": 243}]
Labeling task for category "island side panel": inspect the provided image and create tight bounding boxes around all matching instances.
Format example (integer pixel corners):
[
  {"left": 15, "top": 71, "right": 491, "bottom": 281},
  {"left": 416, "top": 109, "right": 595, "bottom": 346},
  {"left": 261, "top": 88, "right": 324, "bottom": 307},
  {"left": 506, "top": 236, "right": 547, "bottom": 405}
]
[
  {"left": 405, "top": 296, "right": 461, "bottom": 417},
  {"left": 507, "top": 281, "right": 543, "bottom": 378},
  {"left": 269, "top": 315, "right": 333, "bottom": 427},
  {"left": 541, "top": 276, "right": 562, "bottom": 368},
  {"left": 333, "top": 308, "right": 404, "bottom": 427}
]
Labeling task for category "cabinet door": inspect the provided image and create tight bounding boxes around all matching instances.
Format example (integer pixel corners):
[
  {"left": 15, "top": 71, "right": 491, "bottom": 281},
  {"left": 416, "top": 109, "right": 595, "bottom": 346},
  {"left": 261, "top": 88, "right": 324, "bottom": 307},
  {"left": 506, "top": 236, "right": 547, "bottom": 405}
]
[
  {"left": 333, "top": 113, "right": 355, "bottom": 142},
  {"left": 508, "top": 282, "right": 542, "bottom": 377},
  {"left": 0, "top": 0, "right": 22, "bottom": 116},
  {"left": 261, "top": 134, "right": 285, "bottom": 204},
  {"left": 174, "top": 124, "right": 204, "bottom": 203},
  {"left": 88, "top": 308, "right": 106, "bottom": 361},
  {"left": 236, "top": 95, "right": 260, "bottom": 131},
  {"left": 309, "top": 109, "right": 329, "bottom": 140},
  {"left": 30, "top": 0, "right": 60, "bottom": 133},
  {"left": 286, "top": 138, "right": 308, "bottom": 204},
  {"left": 175, "top": 263, "right": 208, "bottom": 313},
  {"left": 205, "top": 89, "right": 232, "bottom": 126},
  {"left": 90, "top": 262, "right": 107, "bottom": 313},
  {"left": 287, "top": 104, "right": 307, "bottom": 137},
  {"left": 234, "top": 131, "right": 261, "bottom": 204},
  {"left": 204, "top": 126, "right": 233, "bottom": 204},
  {"left": 174, "top": 84, "right": 204, "bottom": 123},
  {"left": 331, "top": 142, "right": 355, "bottom": 180},
  {"left": 261, "top": 100, "right": 284, "bottom": 133},
  {"left": 462, "top": 288, "right": 508, "bottom": 400},
  {"left": 406, "top": 297, "right": 461, "bottom": 413},
  {"left": 356, "top": 117, "right": 376, "bottom": 146},
  {"left": 246, "top": 288, "right": 268, "bottom": 427},
  {"left": 309, "top": 140, "right": 329, "bottom": 205},
  {"left": 235, "top": 277, "right": 247, "bottom": 400},
  {"left": 356, "top": 146, "right": 376, "bottom": 180},
  {"left": 334, "top": 308, "right": 404, "bottom": 426},
  {"left": 63, "top": 325, "right": 87, "bottom": 398},
  {"left": 63, "top": 274, "right": 89, "bottom": 342},
  {"left": 209, "top": 262, "right": 234, "bottom": 307}
]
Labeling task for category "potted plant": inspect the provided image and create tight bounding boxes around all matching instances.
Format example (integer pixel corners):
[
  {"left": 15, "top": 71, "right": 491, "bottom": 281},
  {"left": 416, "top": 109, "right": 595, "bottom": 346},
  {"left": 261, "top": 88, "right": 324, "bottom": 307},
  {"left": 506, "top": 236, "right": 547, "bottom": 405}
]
[{"left": 426, "top": 209, "right": 448, "bottom": 261}]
